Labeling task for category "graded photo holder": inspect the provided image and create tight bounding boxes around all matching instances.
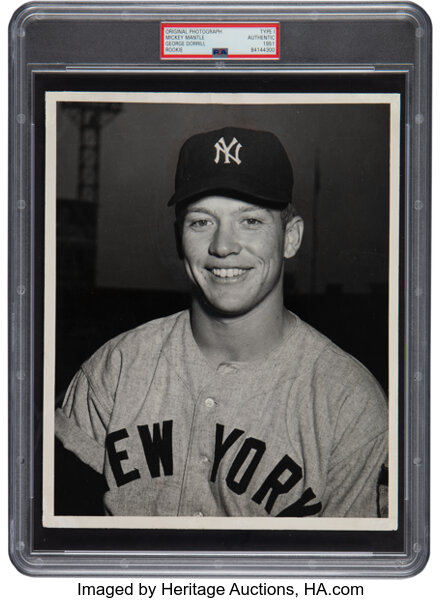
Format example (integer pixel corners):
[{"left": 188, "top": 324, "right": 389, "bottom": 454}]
[{"left": 8, "top": 2, "right": 431, "bottom": 577}]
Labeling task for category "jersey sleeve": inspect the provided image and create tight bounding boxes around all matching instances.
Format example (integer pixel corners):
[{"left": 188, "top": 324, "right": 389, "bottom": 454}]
[
  {"left": 321, "top": 381, "right": 388, "bottom": 518},
  {"left": 55, "top": 366, "right": 113, "bottom": 474},
  {"left": 321, "top": 431, "right": 388, "bottom": 517}
]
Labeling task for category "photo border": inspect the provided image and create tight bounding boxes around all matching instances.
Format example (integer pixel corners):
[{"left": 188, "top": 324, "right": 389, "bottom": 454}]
[{"left": 43, "top": 91, "right": 400, "bottom": 532}]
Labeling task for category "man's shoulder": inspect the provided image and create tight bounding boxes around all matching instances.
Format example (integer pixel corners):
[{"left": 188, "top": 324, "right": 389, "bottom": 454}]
[
  {"left": 83, "top": 310, "right": 189, "bottom": 370},
  {"left": 289, "top": 315, "right": 386, "bottom": 398},
  {"left": 285, "top": 316, "right": 387, "bottom": 441}
]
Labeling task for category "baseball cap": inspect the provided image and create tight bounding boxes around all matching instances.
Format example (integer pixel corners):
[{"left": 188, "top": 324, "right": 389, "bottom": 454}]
[{"left": 168, "top": 126, "right": 293, "bottom": 208}]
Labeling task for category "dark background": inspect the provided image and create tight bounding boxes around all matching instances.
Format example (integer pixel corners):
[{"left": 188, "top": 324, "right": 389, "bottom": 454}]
[{"left": 55, "top": 99, "right": 390, "bottom": 397}]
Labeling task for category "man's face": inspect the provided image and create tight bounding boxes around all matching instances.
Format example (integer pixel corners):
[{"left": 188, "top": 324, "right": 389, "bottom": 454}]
[{"left": 180, "top": 195, "right": 303, "bottom": 317}]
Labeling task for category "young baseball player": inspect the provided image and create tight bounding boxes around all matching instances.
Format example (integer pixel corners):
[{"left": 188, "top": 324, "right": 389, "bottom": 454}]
[{"left": 55, "top": 126, "right": 388, "bottom": 518}]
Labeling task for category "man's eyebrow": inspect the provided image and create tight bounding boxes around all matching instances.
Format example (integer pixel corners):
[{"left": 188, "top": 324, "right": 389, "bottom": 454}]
[
  {"left": 184, "top": 207, "right": 214, "bottom": 217},
  {"left": 236, "top": 206, "right": 273, "bottom": 215},
  {"left": 184, "top": 205, "right": 272, "bottom": 216}
]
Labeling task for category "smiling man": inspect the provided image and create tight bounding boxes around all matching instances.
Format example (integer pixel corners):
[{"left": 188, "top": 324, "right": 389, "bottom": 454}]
[
  {"left": 55, "top": 126, "right": 388, "bottom": 519},
  {"left": 179, "top": 195, "right": 302, "bottom": 366}
]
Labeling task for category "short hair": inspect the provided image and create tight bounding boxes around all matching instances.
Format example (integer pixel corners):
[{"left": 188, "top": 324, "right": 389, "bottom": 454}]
[{"left": 280, "top": 203, "right": 297, "bottom": 228}]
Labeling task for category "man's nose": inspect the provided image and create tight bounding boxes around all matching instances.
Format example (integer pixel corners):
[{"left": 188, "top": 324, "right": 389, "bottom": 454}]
[{"left": 208, "top": 223, "right": 241, "bottom": 257}]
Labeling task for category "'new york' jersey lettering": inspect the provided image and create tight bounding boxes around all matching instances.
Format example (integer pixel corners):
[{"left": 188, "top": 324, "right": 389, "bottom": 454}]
[{"left": 106, "top": 421, "right": 322, "bottom": 516}]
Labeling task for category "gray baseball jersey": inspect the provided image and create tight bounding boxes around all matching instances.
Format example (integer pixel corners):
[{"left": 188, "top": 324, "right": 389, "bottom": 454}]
[{"left": 55, "top": 310, "right": 388, "bottom": 518}]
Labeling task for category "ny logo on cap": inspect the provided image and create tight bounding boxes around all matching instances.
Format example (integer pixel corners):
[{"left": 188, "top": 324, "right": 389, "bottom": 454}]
[{"left": 214, "top": 136, "right": 242, "bottom": 165}]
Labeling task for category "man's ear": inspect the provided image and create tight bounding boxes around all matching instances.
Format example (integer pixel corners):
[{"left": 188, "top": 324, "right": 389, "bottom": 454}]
[
  {"left": 284, "top": 216, "right": 304, "bottom": 259},
  {"left": 174, "top": 220, "right": 184, "bottom": 259}
]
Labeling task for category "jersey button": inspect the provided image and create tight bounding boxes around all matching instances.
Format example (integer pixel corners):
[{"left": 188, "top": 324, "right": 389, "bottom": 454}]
[
  {"left": 205, "top": 397, "right": 215, "bottom": 407},
  {"left": 193, "top": 511, "right": 204, "bottom": 517},
  {"left": 201, "top": 456, "right": 209, "bottom": 464},
  {"left": 217, "top": 363, "right": 238, "bottom": 374}
]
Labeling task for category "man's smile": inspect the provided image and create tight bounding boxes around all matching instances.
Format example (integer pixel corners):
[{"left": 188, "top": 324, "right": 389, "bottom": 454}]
[{"left": 207, "top": 267, "right": 252, "bottom": 280}]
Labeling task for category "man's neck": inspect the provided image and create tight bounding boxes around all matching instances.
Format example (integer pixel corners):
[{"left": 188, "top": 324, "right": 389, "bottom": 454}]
[{"left": 190, "top": 296, "right": 295, "bottom": 367}]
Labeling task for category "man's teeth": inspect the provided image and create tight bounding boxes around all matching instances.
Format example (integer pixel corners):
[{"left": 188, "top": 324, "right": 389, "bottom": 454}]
[{"left": 211, "top": 268, "right": 247, "bottom": 278}]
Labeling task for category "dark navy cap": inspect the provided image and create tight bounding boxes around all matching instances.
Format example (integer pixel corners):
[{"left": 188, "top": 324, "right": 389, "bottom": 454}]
[{"left": 168, "top": 126, "right": 293, "bottom": 208}]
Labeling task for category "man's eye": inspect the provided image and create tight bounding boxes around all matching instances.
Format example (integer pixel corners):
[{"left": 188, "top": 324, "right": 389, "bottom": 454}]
[
  {"left": 243, "top": 217, "right": 263, "bottom": 226},
  {"left": 190, "top": 219, "right": 211, "bottom": 228}
]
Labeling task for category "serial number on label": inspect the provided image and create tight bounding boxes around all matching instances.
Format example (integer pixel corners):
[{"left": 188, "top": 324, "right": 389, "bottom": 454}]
[{"left": 250, "top": 47, "right": 276, "bottom": 53}]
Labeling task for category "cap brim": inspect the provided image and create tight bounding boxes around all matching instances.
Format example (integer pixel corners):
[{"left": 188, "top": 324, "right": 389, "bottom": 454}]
[{"left": 168, "top": 175, "right": 290, "bottom": 208}]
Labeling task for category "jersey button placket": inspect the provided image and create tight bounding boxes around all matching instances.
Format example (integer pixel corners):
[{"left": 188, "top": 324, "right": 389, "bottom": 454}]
[{"left": 178, "top": 392, "right": 217, "bottom": 515}]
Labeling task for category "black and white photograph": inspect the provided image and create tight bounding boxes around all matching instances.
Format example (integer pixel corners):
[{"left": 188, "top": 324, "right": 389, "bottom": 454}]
[{"left": 42, "top": 92, "right": 399, "bottom": 531}]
